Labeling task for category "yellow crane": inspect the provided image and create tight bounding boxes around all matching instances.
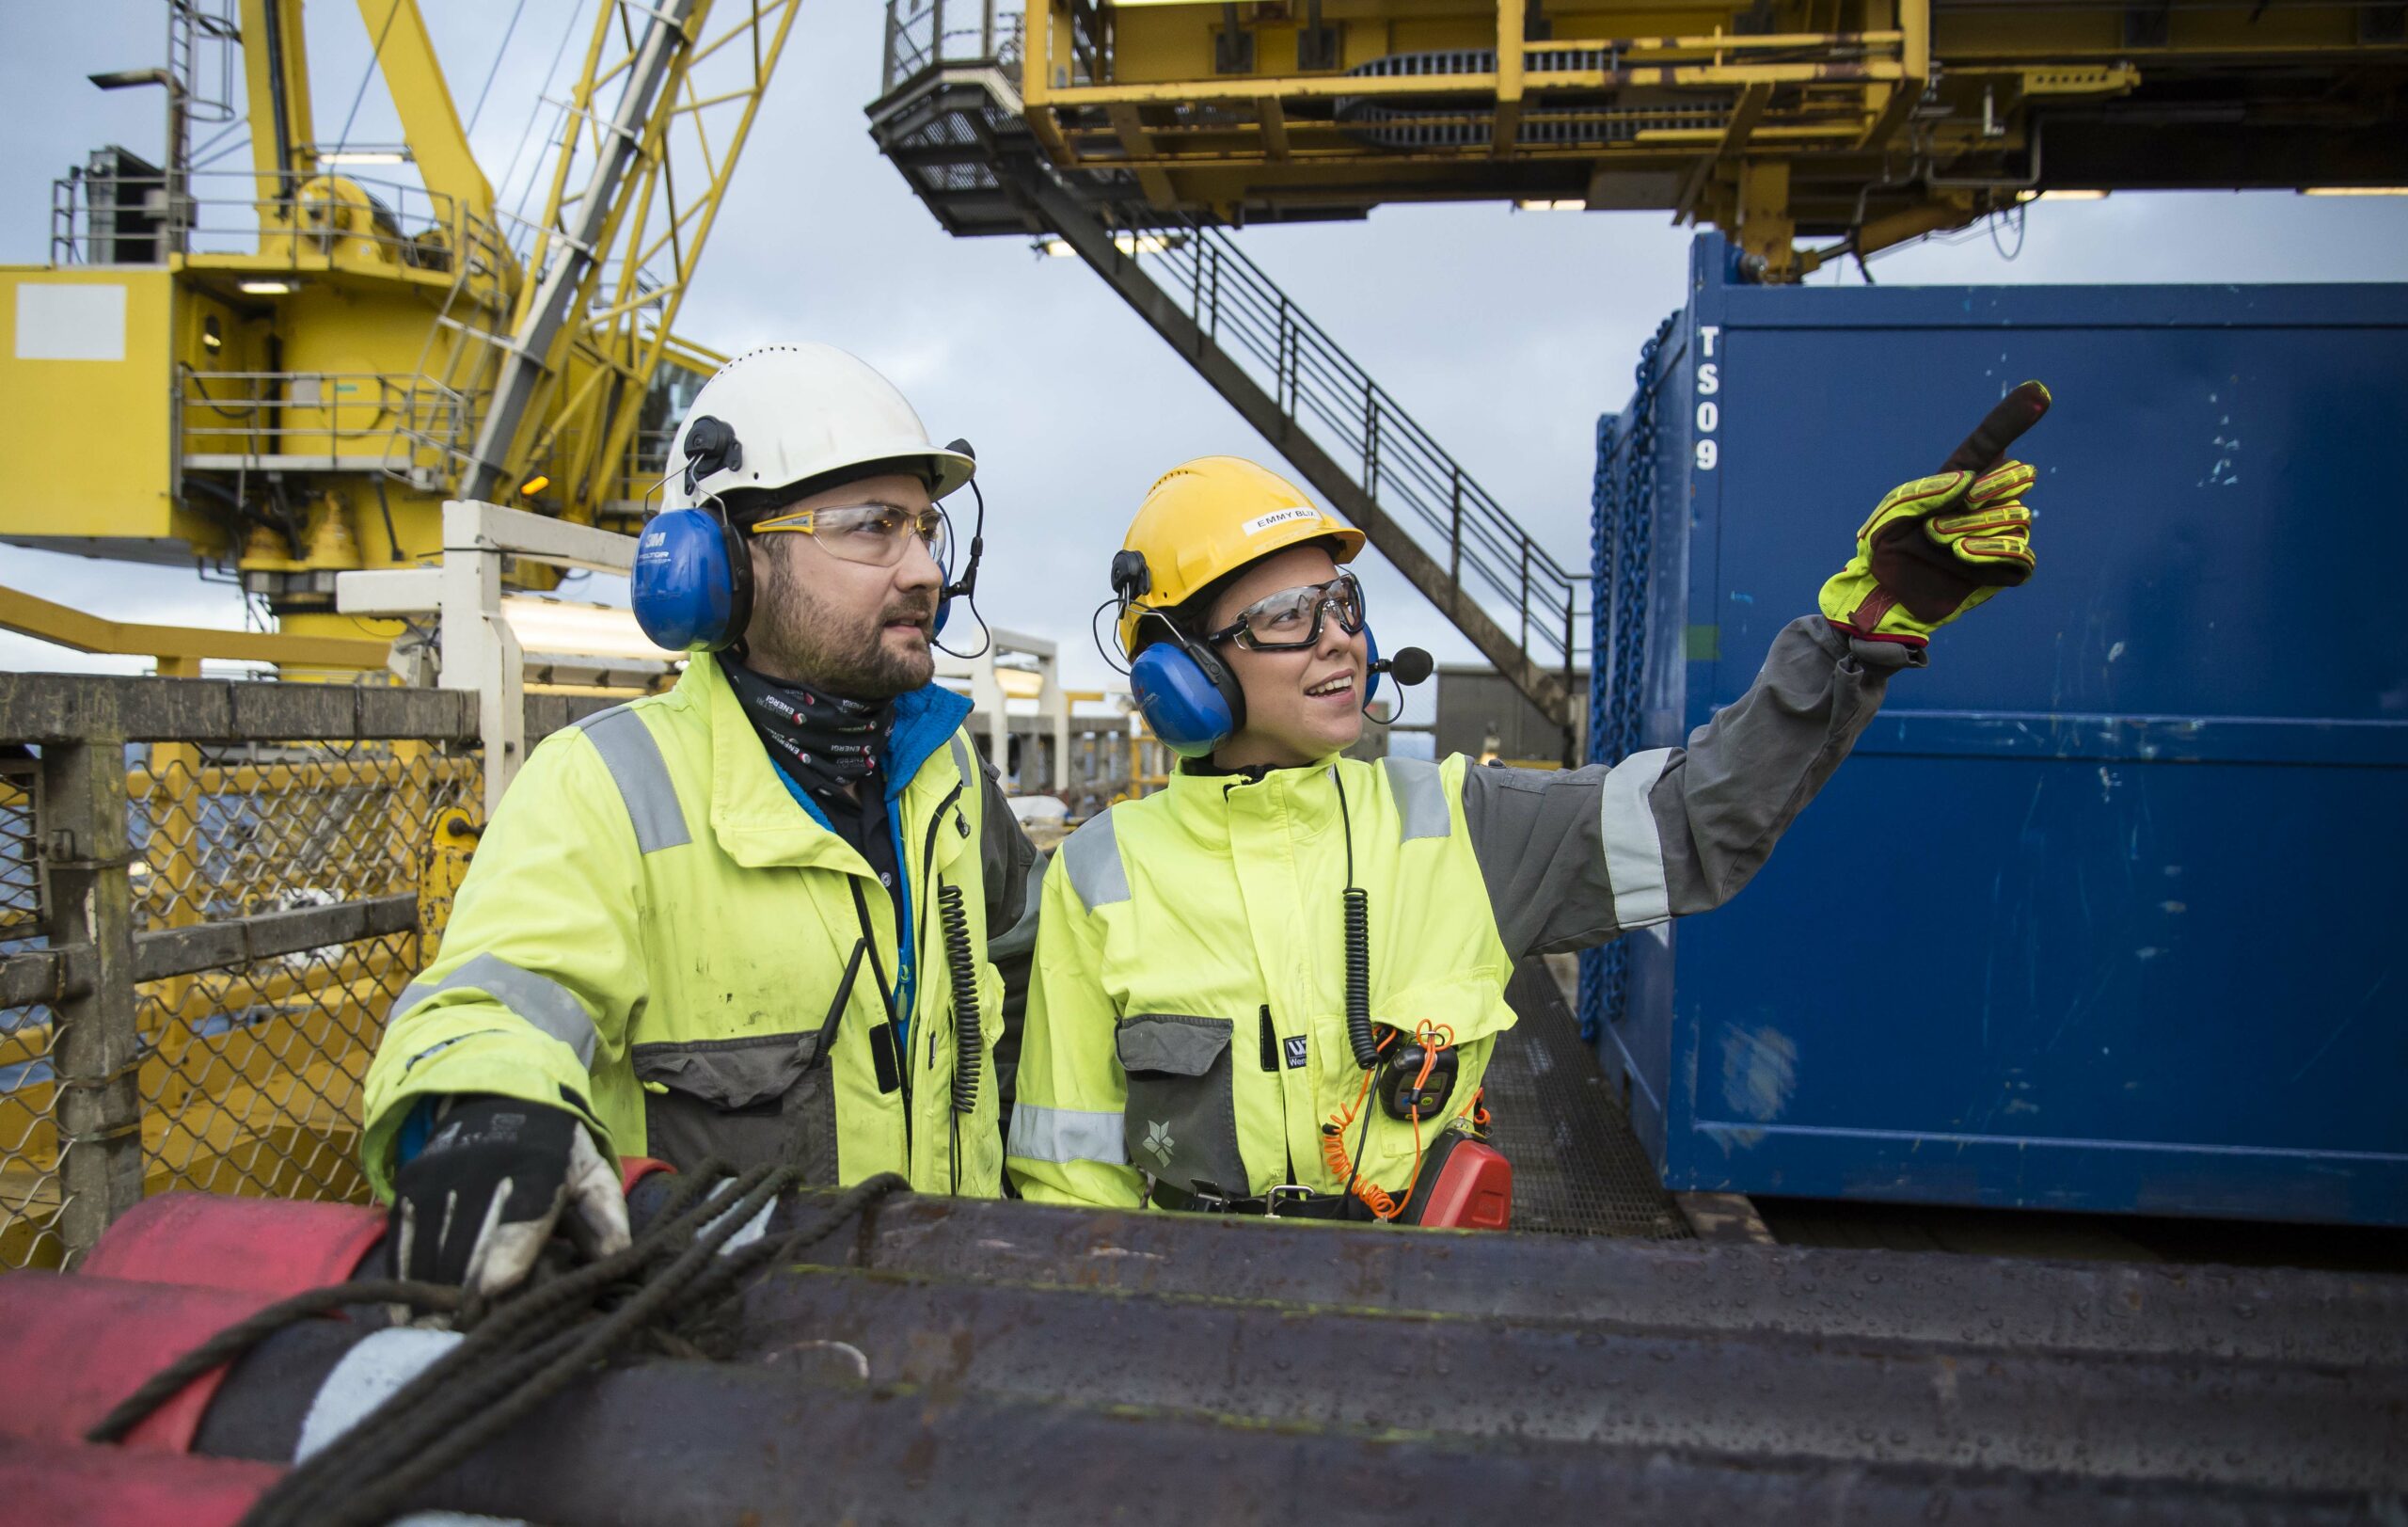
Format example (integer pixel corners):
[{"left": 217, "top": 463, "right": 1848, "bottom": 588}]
[
  {"left": 0, "top": 0, "right": 798, "bottom": 651},
  {"left": 974, "top": 0, "right": 2405, "bottom": 279}
]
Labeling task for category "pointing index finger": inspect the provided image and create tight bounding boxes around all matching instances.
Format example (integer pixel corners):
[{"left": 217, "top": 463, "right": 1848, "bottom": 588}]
[{"left": 1943, "top": 380, "right": 2052, "bottom": 474}]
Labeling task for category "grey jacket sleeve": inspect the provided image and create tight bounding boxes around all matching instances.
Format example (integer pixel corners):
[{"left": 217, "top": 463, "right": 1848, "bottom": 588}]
[
  {"left": 1460, "top": 615, "right": 1920, "bottom": 962},
  {"left": 987, "top": 851, "right": 1051, "bottom": 1122},
  {"left": 978, "top": 753, "right": 1039, "bottom": 935}
]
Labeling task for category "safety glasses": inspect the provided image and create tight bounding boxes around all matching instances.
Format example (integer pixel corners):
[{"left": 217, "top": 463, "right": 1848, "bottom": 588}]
[
  {"left": 1206, "top": 573, "right": 1366, "bottom": 651},
  {"left": 751, "top": 501, "right": 949, "bottom": 569}
]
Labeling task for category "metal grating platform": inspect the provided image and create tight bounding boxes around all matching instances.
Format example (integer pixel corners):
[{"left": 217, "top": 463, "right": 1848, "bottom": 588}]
[{"left": 1485, "top": 959, "right": 1691, "bottom": 1238}]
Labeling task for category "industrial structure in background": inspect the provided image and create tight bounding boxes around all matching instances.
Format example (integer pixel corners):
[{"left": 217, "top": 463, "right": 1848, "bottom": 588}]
[
  {"left": 2, "top": 0, "right": 798, "bottom": 652},
  {"left": 1582, "top": 236, "right": 2406, "bottom": 1225},
  {"left": 871, "top": 0, "right": 2406, "bottom": 747}
]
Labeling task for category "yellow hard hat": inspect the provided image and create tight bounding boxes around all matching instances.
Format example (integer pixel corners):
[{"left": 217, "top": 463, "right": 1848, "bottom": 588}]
[{"left": 1113, "top": 456, "right": 1364, "bottom": 653}]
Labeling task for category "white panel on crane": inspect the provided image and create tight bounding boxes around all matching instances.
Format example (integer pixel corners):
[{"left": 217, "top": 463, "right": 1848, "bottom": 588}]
[{"left": 13, "top": 283, "right": 128, "bottom": 362}]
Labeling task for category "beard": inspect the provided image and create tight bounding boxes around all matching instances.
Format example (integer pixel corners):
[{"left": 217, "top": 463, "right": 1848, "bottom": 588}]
[{"left": 744, "top": 555, "right": 936, "bottom": 699}]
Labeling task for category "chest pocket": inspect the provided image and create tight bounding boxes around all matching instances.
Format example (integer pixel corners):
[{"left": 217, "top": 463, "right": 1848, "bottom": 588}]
[
  {"left": 1376, "top": 973, "right": 1519, "bottom": 1050},
  {"left": 1117, "top": 1014, "right": 1250, "bottom": 1197},
  {"left": 632, "top": 1031, "right": 839, "bottom": 1183}
]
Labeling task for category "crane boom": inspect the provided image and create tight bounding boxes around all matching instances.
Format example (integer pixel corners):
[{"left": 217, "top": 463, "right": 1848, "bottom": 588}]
[{"left": 463, "top": 1, "right": 701, "bottom": 503}]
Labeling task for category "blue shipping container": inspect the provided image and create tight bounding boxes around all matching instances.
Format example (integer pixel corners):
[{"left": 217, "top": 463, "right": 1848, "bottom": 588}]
[{"left": 1580, "top": 235, "right": 2408, "bottom": 1226}]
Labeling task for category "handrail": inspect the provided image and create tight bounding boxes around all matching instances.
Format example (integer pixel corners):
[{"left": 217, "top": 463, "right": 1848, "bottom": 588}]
[
  {"left": 179, "top": 370, "right": 481, "bottom": 469},
  {"left": 1146, "top": 218, "right": 1583, "bottom": 666},
  {"left": 882, "top": 0, "right": 1027, "bottom": 93}
]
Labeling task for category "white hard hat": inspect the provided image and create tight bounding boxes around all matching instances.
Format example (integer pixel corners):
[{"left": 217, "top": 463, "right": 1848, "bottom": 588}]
[{"left": 662, "top": 342, "right": 974, "bottom": 513}]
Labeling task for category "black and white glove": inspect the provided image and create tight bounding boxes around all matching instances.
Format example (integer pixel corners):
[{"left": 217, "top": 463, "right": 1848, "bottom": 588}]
[{"left": 389, "top": 1096, "right": 632, "bottom": 1295}]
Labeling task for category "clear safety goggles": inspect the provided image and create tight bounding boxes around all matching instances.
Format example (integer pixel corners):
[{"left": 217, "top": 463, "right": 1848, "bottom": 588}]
[
  {"left": 1205, "top": 573, "right": 1366, "bottom": 651},
  {"left": 751, "top": 501, "right": 949, "bottom": 569}
]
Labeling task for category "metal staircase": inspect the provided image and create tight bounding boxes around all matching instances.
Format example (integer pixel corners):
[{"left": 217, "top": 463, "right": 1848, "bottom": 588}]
[{"left": 869, "top": 8, "right": 1585, "bottom": 753}]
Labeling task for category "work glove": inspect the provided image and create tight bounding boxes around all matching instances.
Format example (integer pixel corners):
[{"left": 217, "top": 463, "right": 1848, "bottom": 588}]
[
  {"left": 388, "top": 1095, "right": 631, "bottom": 1296},
  {"left": 1818, "top": 459, "right": 2038, "bottom": 647},
  {"left": 1821, "top": 378, "right": 2052, "bottom": 647}
]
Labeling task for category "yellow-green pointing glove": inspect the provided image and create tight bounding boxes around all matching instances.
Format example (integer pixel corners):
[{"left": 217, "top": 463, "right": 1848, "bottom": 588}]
[{"left": 1820, "top": 380, "right": 2052, "bottom": 648}]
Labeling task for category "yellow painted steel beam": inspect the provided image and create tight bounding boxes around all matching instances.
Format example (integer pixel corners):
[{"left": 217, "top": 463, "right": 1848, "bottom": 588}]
[
  {"left": 1040, "top": 56, "right": 1896, "bottom": 111},
  {"left": 1735, "top": 157, "right": 1796, "bottom": 276},
  {"left": 510, "top": 0, "right": 803, "bottom": 520},
  {"left": 1719, "top": 81, "right": 1774, "bottom": 157},
  {"left": 1539, "top": 31, "right": 1904, "bottom": 55},
  {"left": 1106, "top": 103, "right": 1180, "bottom": 204},
  {"left": 236, "top": 0, "right": 316, "bottom": 211},
  {"left": 1087, "top": 121, "right": 1861, "bottom": 172},
  {"left": 1045, "top": 71, "right": 1499, "bottom": 105},
  {"left": 1525, "top": 60, "right": 1903, "bottom": 88},
  {"left": 1876, "top": 0, "right": 1930, "bottom": 148},
  {"left": 1493, "top": 0, "right": 1526, "bottom": 159},
  {"left": 1259, "top": 100, "right": 1291, "bottom": 160},
  {"left": 0, "top": 588, "right": 392, "bottom": 671},
  {"left": 356, "top": 0, "right": 495, "bottom": 224}
]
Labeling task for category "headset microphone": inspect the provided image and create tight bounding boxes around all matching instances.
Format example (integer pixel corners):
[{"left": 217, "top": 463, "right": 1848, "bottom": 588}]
[
  {"left": 931, "top": 437, "right": 991, "bottom": 657},
  {"left": 1370, "top": 646, "right": 1433, "bottom": 687},
  {"left": 940, "top": 437, "right": 983, "bottom": 608}
]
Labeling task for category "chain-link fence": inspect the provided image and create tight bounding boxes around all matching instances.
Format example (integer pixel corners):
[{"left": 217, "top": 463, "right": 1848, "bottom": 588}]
[
  {"left": 130, "top": 739, "right": 478, "bottom": 1214},
  {"left": 0, "top": 676, "right": 492, "bottom": 1269},
  {"left": 0, "top": 753, "right": 62, "bottom": 1268}
]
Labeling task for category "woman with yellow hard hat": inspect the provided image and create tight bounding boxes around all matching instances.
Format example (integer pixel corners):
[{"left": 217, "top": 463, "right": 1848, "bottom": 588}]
[{"left": 1006, "top": 447, "right": 2039, "bottom": 1222}]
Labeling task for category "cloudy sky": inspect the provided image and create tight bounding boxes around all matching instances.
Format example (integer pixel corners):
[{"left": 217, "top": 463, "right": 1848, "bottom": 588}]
[{"left": 6, "top": 1, "right": 2406, "bottom": 689}]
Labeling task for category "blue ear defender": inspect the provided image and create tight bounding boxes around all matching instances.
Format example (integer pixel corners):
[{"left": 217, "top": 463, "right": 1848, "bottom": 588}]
[
  {"left": 632, "top": 509, "right": 752, "bottom": 653},
  {"left": 1114, "top": 551, "right": 1403, "bottom": 757},
  {"left": 1130, "top": 630, "right": 1244, "bottom": 757},
  {"left": 1114, "top": 548, "right": 1245, "bottom": 757},
  {"left": 632, "top": 414, "right": 753, "bottom": 653}
]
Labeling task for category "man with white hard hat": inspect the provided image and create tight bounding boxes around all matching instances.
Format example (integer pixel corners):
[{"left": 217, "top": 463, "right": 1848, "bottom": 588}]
[{"left": 359, "top": 344, "right": 1036, "bottom": 1295}]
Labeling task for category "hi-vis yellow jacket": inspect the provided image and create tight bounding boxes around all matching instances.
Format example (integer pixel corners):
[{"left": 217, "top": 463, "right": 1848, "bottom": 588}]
[
  {"left": 1008, "top": 616, "right": 1912, "bottom": 1210},
  {"left": 360, "top": 657, "right": 1034, "bottom": 1200}
]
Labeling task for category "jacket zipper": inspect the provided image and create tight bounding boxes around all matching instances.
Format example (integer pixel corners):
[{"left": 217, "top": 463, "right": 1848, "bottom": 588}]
[
  {"left": 917, "top": 783, "right": 965, "bottom": 1069},
  {"left": 910, "top": 782, "right": 965, "bottom": 1174},
  {"left": 846, "top": 875, "right": 911, "bottom": 1167}
]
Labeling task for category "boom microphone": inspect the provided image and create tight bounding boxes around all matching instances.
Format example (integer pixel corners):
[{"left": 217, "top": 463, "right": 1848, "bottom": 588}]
[{"left": 1372, "top": 646, "right": 1434, "bottom": 686}]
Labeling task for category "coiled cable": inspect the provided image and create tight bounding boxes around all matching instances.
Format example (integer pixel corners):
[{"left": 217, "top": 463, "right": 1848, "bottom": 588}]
[
  {"left": 1342, "top": 886, "right": 1376, "bottom": 1069},
  {"left": 1332, "top": 768, "right": 1380, "bottom": 1069},
  {"left": 938, "top": 882, "right": 982, "bottom": 1115}
]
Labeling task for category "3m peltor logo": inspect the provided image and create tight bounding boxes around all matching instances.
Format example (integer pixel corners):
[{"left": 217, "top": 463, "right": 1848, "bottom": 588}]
[
  {"left": 1242, "top": 507, "right": 1317, "bottom": 535},
  {"left": 1142, "top": 1121, "right": 1176, "bottom": 1166}
]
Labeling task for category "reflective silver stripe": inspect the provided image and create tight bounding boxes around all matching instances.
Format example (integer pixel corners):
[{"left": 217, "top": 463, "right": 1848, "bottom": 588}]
[
  {"left": 1007, "top": 1103, "right": 1129, "bottom": 1166},
  {"left": 948, "top": 732, "right": 974, "bottom": 789},
  {"left": 297, "top": 1328, "right": 462, "bottom": 1461},
  {"left": 392, "top": 952, "right": 599, "bottom": 1069},
  {"left": 1060, "top": 811, "right": 1129, "bottom": 910},
  {"left": 1381, "top": 756, "right": 1452, "bottom": 841},
  {"left": 697, "top": 1179, "right": 776, "bottom": 1257},
  {"left": 575, "top": 704, "right": 689, "bottom": 854},
  {"left": 1597, "top": 747, "right": 1676, "bottom": 930}
]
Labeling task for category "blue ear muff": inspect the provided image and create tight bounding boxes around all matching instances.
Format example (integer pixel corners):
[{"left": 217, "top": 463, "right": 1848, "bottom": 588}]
[
  {"left": 1131, "top": 637, "right": 1243, "bottom": 757},
  {"left": 1362, "top": 626, "right": 1383, "bottom": 712},
  {"left": 633, "top": 508, "right": 752, "bottom": 653}
]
